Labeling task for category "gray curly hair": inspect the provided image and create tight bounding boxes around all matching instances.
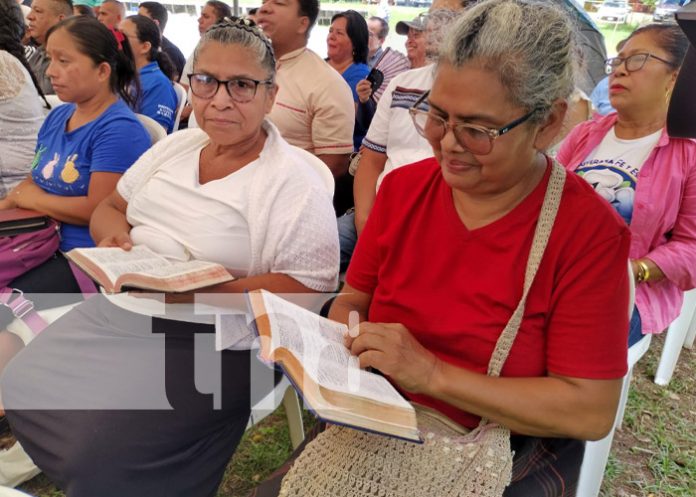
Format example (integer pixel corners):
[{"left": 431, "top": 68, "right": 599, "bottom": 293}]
[
  {"left": 439, "top": 0, "right": 579, "bottom": 123},
  {"left": 425, "top": 9, "right": 462, "bottom": 64},
  {"left": 193, "top": 17, "right": 276, "bottom": 82}
]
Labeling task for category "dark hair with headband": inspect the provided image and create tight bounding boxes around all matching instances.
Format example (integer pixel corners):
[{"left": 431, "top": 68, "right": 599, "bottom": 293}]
[{"left": 193, "top": 16, "right": 276, "bottom": 81}]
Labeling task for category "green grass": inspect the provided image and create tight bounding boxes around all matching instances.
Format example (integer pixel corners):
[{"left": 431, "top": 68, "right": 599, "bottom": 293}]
[
  {"left": 597, "top": 20, "right": 643, "bottom": 56},
  {"left": 599, "top": 333, "right": 696, "bottom": 497},
  {"left": 216, "top": 408, "right": 317, "bottom": 497}
]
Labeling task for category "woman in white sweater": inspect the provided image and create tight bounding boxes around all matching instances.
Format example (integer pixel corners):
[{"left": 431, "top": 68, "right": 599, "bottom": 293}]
[{"left": 1, "top": 18, "right": 339, "bottom": 497}]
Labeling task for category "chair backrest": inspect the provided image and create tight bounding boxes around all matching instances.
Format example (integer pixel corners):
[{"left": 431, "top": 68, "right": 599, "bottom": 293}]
[
  {"left": 627, "top": 259, "right": 635, "bottom": 320},
  {"left": 0, "top": 486, "right": 34, "bottom": 496},
  {"left": 44, "top": 94, "right": 65, "bottom": 108},
  {"left": 136, "top": 113, "right": 167, "bottom": 145},
  {"left": 188, "top": 107, "right": 199, "bottom": 129},
  {"left": 172, "top": 82, "right": 187, "bottom": 131},
  {"left": 294, "top": 148, "right": 334, "bottom": 195}
]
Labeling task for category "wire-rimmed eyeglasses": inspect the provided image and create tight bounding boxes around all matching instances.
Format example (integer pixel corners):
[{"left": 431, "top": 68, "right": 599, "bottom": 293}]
[{"left": 408, "top": 91, "right": 539, "bottom": 155}]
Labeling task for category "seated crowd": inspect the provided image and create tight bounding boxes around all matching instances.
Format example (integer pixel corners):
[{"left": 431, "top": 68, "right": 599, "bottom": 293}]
[{"left": 0, "top": 0, "right": 694, "bottom": 496}]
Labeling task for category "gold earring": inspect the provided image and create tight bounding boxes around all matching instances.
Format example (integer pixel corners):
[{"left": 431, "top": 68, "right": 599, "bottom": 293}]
[{"left": 666, "top": 88, "right": 672, "bottom": 105}]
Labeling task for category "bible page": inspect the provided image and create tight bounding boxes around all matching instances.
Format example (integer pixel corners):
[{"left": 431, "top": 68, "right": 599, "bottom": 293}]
[
  {"left": 259, "top": 291, "right": 410, "bottom": 408},
  {"left": 71, "top": 246, "right": 170, "bottom": 283}
]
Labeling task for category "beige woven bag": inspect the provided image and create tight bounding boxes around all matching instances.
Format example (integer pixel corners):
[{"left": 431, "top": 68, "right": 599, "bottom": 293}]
[{"left": 279, "top": 162, "right": 567, "bottom": 497}]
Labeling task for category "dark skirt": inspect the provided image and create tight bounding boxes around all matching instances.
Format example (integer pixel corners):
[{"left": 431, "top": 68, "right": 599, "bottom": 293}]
[{"left": 2, "top": 295, "right": 277, "bottom": 497}]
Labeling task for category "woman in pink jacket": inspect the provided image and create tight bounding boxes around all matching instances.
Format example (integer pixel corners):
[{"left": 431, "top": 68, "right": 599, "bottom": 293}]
[{"left": 558, "top": 24, "right": 696, "bottom": 345}]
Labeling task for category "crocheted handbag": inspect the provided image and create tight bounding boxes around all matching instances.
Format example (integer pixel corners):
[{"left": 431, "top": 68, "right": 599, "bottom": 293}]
[{"left": 278, "top": 162, "right": 567, "bottom": 497}]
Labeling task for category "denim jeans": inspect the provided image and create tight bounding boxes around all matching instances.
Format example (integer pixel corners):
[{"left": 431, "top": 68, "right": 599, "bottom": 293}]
[
  {"left": 337, "top": 210, "right": 357, "bottom": 273},
  {"left": 628, "top": 306, "right": 643, "bottom": 347}
]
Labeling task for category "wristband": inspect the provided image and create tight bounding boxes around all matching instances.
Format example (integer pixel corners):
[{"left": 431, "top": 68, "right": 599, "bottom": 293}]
[{"left": 636, "top": 260, "right": 650, "bottom": 283}]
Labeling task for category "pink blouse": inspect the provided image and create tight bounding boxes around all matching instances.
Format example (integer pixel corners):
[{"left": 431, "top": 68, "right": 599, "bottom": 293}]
[{"left": 558, "top": 113, "right": 696, "bottom": 334}]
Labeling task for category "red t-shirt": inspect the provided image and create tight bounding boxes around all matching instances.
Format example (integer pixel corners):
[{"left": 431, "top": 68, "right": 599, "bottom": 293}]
[{"left": 346, "top": 157, "right": 631, "bottom": 428}]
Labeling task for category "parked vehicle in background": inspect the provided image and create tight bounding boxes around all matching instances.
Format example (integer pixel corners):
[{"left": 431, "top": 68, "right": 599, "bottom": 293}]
[
  {"left": 596, "top": 0, "right": 631, "bottom": 23},
  {"left": 653, "top": 0, "right": 689, "bottom": 22},
  {"left": 394, "top": 0, "right": 432, "bottom": 6}
]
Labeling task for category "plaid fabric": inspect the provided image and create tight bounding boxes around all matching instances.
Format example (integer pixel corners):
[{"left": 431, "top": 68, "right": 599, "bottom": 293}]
[
  {"left": 249, "top": 432, "right": 584, "bottom": 497},
  {"left": 505, "top": 436, "right": 585, "bottom": 497}
]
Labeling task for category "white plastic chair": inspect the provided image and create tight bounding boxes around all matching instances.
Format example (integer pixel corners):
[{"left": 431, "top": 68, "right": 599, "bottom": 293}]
[
  {"left": 654, "top": 288, "right": 696, "bottom": 386},
  {"left": 687, "top": 315, "right": 696, "bottom": 349},
  {"left": 136, "top": 114, "right": 167, "bottom": 145},
  {"left": 246, "top": 376, "right": 305, "bottom": 450},
  {"left": 172, "top": 82, "right": 187, "bottom": 131},
  {"left": 188, "top": 107, "right": 199, "bottom": 129},
  {"left": 293, "top": 148, "right": 335, "bottom": 195},
  {"left": 43, "top": 94, "right": 65, "bottom": 108},
  {"left": 0, "top": 440, "right": 40, "bottom": 490},
  {"left": 576, "top": 261, "right": 651, "bottom": 497},
  {"left": 0, "top": 486, "right": 34, "bottom": 496}
]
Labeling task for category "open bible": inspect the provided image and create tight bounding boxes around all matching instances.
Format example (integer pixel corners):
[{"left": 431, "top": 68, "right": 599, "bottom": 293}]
[
  {"left": 66, "top": 245, "right": 234, "bottom": 294},
  {"left": 247, "top": 289, "right": 421, "bottom": 442}
]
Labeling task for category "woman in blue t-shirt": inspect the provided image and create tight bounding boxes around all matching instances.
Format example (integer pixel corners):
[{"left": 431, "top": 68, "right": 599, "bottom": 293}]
[
  {"left": 121, "top": 15, "right": 179, "bottom": 134},
  {"left": 326, "top": 10, "right": 371, "bottom": 151},
  {"left": 0, "top": 17, "right": 151, "bottom": 398}
]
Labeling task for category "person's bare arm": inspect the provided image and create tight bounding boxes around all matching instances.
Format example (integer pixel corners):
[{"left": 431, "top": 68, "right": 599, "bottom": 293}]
[
  {"left": 332, "top": 283, "right": 622, "bottom": 441},
  {"left": 630, "top": 257, "right": 666, "bottom": 283},
  {"left": 9, "top": 173, "right": 122, "bottom": 225},
  {"left": 90, "top": 189, "right": 132, "bottom": 247},
  {"left": 317, "top": 153, "right": 350, "bottom": 178},
  {"left": 353, "top": 148, "right": 387, "bottom": 235}
]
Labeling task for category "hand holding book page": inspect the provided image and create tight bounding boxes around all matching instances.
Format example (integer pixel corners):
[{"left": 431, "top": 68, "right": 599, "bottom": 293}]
[
  {"left": 248, "top": 290, "right": 421, "bottom": 442},
  {"left": 66, "top": 245, "right": 234, "bottom": 294}
]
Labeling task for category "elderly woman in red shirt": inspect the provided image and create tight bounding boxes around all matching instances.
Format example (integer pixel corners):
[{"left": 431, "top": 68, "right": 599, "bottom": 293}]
[{"left": 267, "top": 1, "right": 632, "bottom": 496}]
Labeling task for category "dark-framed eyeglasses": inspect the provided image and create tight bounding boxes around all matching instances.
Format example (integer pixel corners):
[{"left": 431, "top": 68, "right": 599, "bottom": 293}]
[
  {"left": 187, "top": 73, "right": 274, "bottom": 102},
  {"left": 604, "top": 53, "right": 673, "bottom": 75},
  {"left": 408, "top": 91, "right": 539, "bottom": 156}
]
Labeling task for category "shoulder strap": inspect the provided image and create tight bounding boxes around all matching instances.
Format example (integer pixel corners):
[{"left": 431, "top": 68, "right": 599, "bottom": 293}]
[
  {"left": 0, "top": 288, "right": 48, "bottom": 335},
  {"left": 486, "top": 161, "right": 566, "bottom": 377}
]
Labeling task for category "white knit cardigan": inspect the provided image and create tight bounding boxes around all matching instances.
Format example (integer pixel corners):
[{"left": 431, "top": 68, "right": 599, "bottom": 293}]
[{"left": 118, "top": 119, "right": 340, "bottom": 294}]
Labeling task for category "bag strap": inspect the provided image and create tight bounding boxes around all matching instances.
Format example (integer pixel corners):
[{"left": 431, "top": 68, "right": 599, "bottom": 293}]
[
  {"left": 68, "top": 260, "right": 98, "bottom": 296},
  {"left": 486, "top": 160, "right": 566, "bottom": 377},
  {"left": 0, "top": 261, "right": 98, "bottom": 337},
  {"left": 0, "top": 287, "right": 48, "bottom": 335}
]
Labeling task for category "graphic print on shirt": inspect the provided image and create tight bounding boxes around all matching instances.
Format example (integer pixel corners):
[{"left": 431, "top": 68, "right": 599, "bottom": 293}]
[
  {"left": 61, "top": 154, "right": 80, "bottom": 184},
  {"left": 576, "top": 160, "right": 637, "bottom": 224},
  {"left": 390, "top": 86, "right": 428, "bottom": 111},
  {"left": 33, "top": 148, "right": 88, "bottom": 196},
  {"left": 31, "top": 145, "right": 47, "bottom": 170},
  {"left": 41, "top": 153, "right": 60, "bottom": 179}
]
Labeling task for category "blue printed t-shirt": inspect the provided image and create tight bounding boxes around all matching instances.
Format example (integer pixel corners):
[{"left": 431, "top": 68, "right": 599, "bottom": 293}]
[
  {"left": 341, "top": 62, "right": 370, "bottom": 150},
  {"left": 575, "top": 127, "right": 661, "bottom": 225},
  {"left": 31, "top": 99, "right": 151, "bottom": 251},
  {"left": 138, "top": 61, "right": 178, "bottom": 134}
]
